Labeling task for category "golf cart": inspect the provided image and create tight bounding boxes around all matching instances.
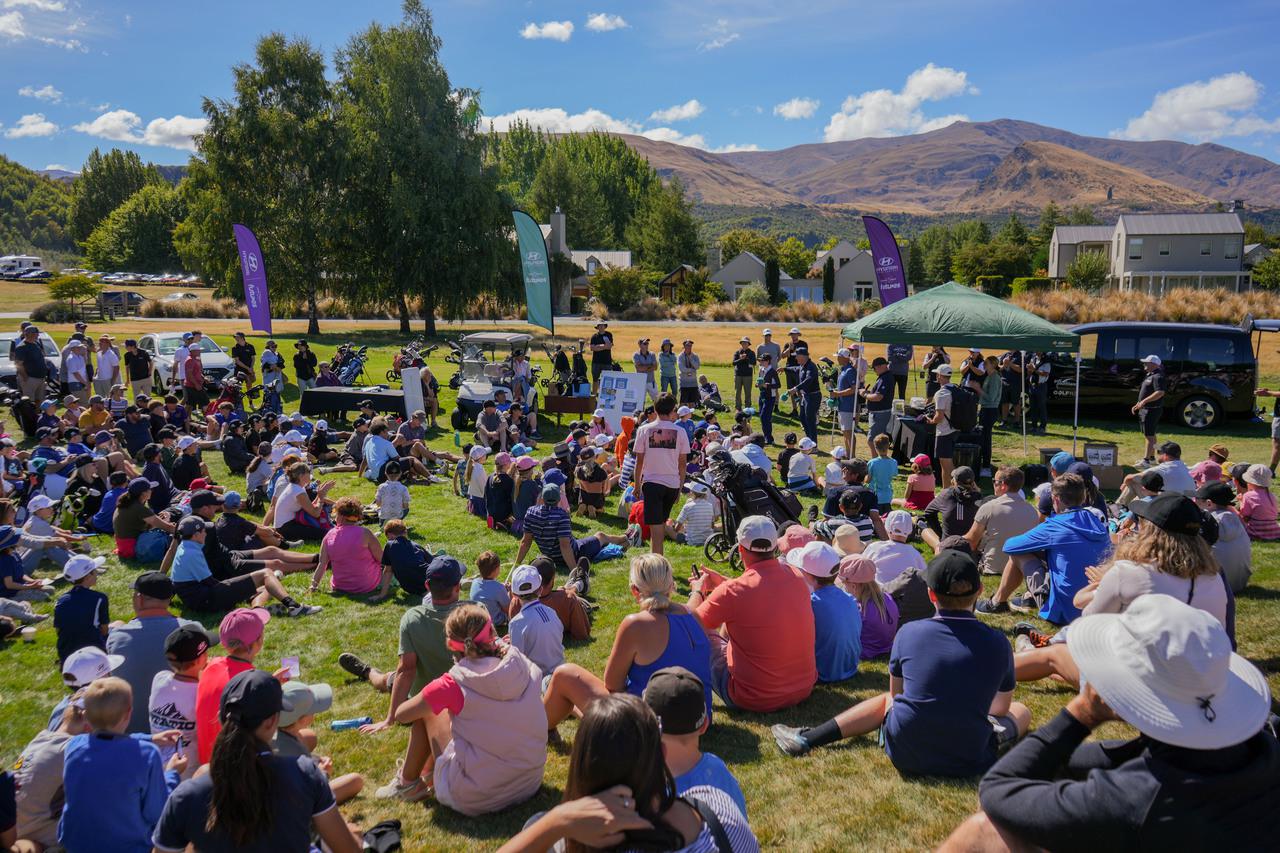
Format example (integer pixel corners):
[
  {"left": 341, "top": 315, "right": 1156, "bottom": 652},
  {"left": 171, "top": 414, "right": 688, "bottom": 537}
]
[{"left": 447, "top": 332, "right": 540, "bottom": 430}]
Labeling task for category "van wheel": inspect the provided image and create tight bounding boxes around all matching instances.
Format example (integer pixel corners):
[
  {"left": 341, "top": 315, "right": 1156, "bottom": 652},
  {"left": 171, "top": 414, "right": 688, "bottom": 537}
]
[{"left": 1179, "top": 395, "right": 1221, "bottom": 430}]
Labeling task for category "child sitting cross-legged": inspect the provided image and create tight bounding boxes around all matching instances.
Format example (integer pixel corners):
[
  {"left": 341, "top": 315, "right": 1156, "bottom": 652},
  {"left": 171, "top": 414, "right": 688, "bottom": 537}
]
[
  {"left": 506, "top": 564, "right": 564, "bottom": 681},
  {"left": 374, "top": 461, "right": 410, "bottom": 522},
  {"left": 861, "top": 510, "right": 927, "bottom": 584},
  {"left": 380, "top": 519, "right": 430, "bottom": 599},
  {"left": 53, "top": 553, "right": 110, "bottom": 664},
  {"left": 149, "top": 624, "right": 212, "bottom": 780},
  {"left": 467, "top": 550, "right": 510, "bottom": 629},
  {"left": 275, "top": 680, "right": 364, "bottom": 804}
]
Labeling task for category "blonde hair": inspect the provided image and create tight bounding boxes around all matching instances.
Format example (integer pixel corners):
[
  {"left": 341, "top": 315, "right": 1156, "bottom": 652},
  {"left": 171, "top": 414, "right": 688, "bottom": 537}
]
[
  {"left": 445, "top": 604, "right": 505, "bottom": 660},
  {"left": 83, "top": 676, "right": 132, "bottom": 730},
  {"left": 286, "top": 462, "right": 310, "bottom": 483},
  {"left": 847, "top": 579, "right": 890, "bottom": 621},
  {"left": 629, "top": 554, "right": 675, "bottom": 612},
  {"left": 1109, "top": 522, "right": 1218, "bottom": 580}
]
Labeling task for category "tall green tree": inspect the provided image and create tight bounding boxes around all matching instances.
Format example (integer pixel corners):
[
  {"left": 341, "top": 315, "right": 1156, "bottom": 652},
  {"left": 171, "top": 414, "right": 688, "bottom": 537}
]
[
  {"left": 923, "top": 232, "right": 953, "bottom": 286},
  {"left": 625, "top": 178, "right": 701, "bottom": 273},
  {"left": 764, "top": 257, "right": 781, "bottom": 305},
  {"left": 336, "top": 0, "right": 508, "bottom": 334},
  {"left": 951, "top": 241, "right": 1032, "bottom": 284},
  {"left": 1066, "top": 205, "right": 1098, "bottom": 225},
  {"left": 68, "top": 148, "right": 163, "bottom": 245},
  {"left": 1066, "top": 250, "right": 1110, "bottom": 291},
  {"left": 0, "top": 155, "right": 74, "bottom": 253},
  {"left": 719, "top": 228, "right": 778, "bottom": 264},
  {"left": 528, "top": 145, "right": 612, "bottom": 249},
  {"left": 1250, "top": 253, "right": 1280, "bottom": 290},
  {"left": 777, "top": 236, "right": 814, "bottom": 279},
  {"left": 907, "top": 241, "right": 925, "bottom": 289},
  {"left": 1034, "top": 202, "right": 1062, "bottom": 247},
  {"left": 822, "top": 256, "right": 835, "bottom": 302},
  {"left": 179, "top": 34, "right": 343, "bottom": 334},
  {"left": 996, "top": 213, "right": 1028, "bottom": 246},
  {"left": 951, "top": 219, "right": 990, "bottom": 247},
  {"left": 83, "top": 183, "right": 185, "bottom": 273},
  {"left": 488, "top": 119, "right": 547, "bottom": 209}
]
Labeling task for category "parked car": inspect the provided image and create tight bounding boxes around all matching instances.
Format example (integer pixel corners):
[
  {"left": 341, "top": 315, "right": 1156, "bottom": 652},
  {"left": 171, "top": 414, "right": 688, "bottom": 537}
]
[
  {"left": 1049, "top": 321, "right": 1256, "bottom": 429},
  {"left": 139, "top": 333, "right": 235, "bottom": 391},
  {"left": 0, "top": 331, "right": 61, "bottom": 390},
  {"left": 18, "top": 269, "right": 52, "bottom": 281},
  {"left": 100, "top": 290, "right": 147, "bottom": 313},
  {"left": 161, "top": 291, "right": 201, "bottom": 302}
]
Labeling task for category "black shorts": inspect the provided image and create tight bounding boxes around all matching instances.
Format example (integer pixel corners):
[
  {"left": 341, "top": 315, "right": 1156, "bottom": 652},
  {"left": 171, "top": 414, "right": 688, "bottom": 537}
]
[
  {"left": 935, "top": 432, "right": 956, "bottom": 459},
  {"left": 641, "top": 482, "right": 681, "bottom": 525},
  {"left": 184, "top": 387, "right": 209, "bottom": 409},
  {"left": 175, "top": 575, "right": 258, "bottom": 611},
  {"left": 679, "top": 387, "right": 701, "bottom": 406},
  {"left": 592, "top": 362, "right": 610, "bottom": 380},
  {"left": 578, "top": 489, "right": 605, "bottom": 510},
  {"left": 1139, "top": 407, "right": 1162, "bottom": 437}
]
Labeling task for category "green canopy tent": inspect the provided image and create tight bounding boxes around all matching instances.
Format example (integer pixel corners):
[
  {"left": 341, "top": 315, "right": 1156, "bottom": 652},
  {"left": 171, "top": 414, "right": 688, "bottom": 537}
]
[{"left": 841, "top": 282, "right": 1083, "bottom": 456}]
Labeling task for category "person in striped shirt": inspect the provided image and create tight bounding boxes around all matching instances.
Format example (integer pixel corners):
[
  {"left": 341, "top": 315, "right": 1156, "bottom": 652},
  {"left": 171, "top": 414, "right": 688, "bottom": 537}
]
[{"left": 670, "top": 484, "right": 717, "bottom": 546}]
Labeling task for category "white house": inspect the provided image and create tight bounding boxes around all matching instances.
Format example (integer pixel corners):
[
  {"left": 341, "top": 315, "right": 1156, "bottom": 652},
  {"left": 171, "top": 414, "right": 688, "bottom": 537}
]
[
  {"left": 538, "top": 208, "right": 634, "bottom": 304},
  {"left": 707, "top": 250, "right": 824, "bottom": 301},
  {"left": 810, "top": 240, "right": 878, "bottom": 302}
]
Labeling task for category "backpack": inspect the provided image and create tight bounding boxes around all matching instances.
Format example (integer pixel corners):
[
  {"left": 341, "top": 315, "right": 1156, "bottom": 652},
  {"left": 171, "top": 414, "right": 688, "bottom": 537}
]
[
  {"left": 135, "top": 529, "right": 171, "bottom": 563},
  {"left": 882, "top": 568, "right": 934, "bottom": 626},
  {"left": 945, "top": 385, "right": 978, "bottom": 433}
]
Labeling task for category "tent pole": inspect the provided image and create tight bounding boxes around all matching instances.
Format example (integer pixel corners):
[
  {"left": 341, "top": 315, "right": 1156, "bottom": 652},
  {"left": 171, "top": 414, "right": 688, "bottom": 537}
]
[
  {"left": 1072, "top": 352, "right": 1082, "bottom": 456},
  {"left": 1021, "top": 350, "right": 1027, "bottom": 459}
]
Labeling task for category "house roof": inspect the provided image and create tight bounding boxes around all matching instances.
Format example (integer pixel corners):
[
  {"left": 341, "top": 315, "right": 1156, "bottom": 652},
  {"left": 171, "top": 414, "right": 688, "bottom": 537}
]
[
  {"left": 811, "top": 247, "right": 870, "bottom": 274},
  {"left": 1052, "top": 225, "right": 1114, "bottom": 244},
  {"left": 1246, "top": 243, "right": 1261, "bottom": 253},
  {"left": 570, "top": 250, "right": 632, "bottom": 270},
  {"left": 1117, "top": 213, "right": 1244, "bottom": 236},
  {"left": 657, "top": 264, "right": 695, "bottom": 284}
]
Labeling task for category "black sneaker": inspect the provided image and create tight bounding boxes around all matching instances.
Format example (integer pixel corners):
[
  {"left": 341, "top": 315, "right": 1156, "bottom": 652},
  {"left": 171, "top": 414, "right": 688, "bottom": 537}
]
[
  {"left": 339, "top": 652, "right": 372, "bottom": 682},
  {"left": 1009, "top": 593, "right": 1038, "bottom": 614},
  {"left": 1013, "top": 621, "right": 1054, "bottom": 648},
  {"left": 569, "top": 558, "right": 591, "bottom": 598},
  {"left": 975, "top": 597, "right": 1010, "bottom": 615},
  {"left": 807, "top": 505, "right": 819, "bottom": 523}
]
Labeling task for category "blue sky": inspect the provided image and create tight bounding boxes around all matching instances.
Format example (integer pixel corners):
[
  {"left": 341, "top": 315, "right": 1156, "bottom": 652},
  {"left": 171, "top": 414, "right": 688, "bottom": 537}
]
[{"left": 2, "top": 0, "right": 1280, "bottom": 171}]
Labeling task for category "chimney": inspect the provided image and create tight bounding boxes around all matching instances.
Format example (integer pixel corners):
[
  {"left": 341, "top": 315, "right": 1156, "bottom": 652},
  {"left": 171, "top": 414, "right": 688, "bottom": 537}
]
[
  {"left": 706, "top": 244, "right": 722, "bottom": 274},
  {"left": 549, "top": 207, "right": 568, "bottom": 255},
  {"left": 1229, "top": 199, "right": 1245, "bottom": 212}
]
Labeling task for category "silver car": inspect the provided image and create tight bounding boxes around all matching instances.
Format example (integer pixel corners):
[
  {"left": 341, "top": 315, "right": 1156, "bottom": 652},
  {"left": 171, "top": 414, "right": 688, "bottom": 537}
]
[
  {"left": 0, "top": 331, "right": 61, "bottom": 391},
  {"left": 138, "top": 332, "right": 235, "bottom": 391}
]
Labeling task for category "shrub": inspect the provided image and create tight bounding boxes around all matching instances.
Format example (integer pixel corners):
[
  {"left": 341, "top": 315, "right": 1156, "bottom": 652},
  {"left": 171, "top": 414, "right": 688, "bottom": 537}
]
[
  {"left": 30, "top": 301, "right": 81, "bottom": 323},
  {"left": 140, "top": 298, "right": 246, "bottom": 319},
  {"left": 1011, "top": 277, "right": 1050, "bottom": 296},
  {"left": 975, "top": 275, "right": 1010, "bottom": 298},
  {"left": 1012, "top": 286, "right": 1280, "bottom": 325},
  {"left": 591, "top": 266, "right": 653, "bottom": 312},
  {"left": 736, "top": 283, "right": 772, "bottom": 307},
  {"left": 700, "top": 277, "right": 727, "bottom": 305},
  {"left": 618, "top": 297, "right": 673, "bottom": 321},
  {"left": 1066, "top": 250, "right": 1109, "bottom": 291}
]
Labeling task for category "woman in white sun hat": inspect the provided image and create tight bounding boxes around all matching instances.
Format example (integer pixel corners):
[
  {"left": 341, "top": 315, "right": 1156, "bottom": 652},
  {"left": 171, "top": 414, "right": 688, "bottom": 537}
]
[{"left": 942, "top": 594, "right": 1275, "bottom": 851}]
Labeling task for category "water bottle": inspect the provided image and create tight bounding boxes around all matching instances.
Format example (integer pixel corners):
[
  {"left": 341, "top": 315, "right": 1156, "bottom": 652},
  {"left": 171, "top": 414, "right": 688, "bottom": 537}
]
[
  {"left": 330, "top": 716, "right": 372, "bottom": 731},
  {"left": 453, "top": 430, "right": 461, "bottom": 447}
]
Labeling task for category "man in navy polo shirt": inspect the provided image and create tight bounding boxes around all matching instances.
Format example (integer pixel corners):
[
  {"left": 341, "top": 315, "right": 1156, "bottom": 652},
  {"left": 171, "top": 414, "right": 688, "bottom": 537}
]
[
  {"left": 771, "top": 549, "right": 1030, "bottom": 777},
  {"left": 117, "top": 405, "right": 154, "bottom": 458},
  {"left": 860, "top": 357, "right": 895, "bottom": 456}
]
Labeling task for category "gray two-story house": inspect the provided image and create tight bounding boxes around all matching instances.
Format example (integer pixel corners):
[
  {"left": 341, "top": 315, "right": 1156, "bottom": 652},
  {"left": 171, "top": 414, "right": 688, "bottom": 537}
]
[{"left": 1049, "top": 212, "right": 1249, "bottom": 292}]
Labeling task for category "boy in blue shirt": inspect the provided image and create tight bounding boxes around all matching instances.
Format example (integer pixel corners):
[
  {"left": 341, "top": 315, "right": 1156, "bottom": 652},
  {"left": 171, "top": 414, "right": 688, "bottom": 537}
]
[
  {"left": 867, "top": 433, "right": 899, "bottom": 514},
  {"left": 59, "top": 675, "right": 183, "bottom": 852},
  {"left": 787, "top": 541, "right": 861, "bottom": 683},
  {"left": 54, "top": 554, "right": 110, "bottom": 664},
  {"left": 771, "top": 550, "right": 1031, "bottom": 778},
  {"left": 468, "top": 550, "right": 510, "bottom": 629},
  {"left": 91, "top": 471, "right": 130, "bottom": 534},
  {"left": 380, "top": 519, "right": 429, "bottom": 597},
  {"left": 63, "top": 426, "right": 92, "bottom": 457},
  {"left": 644, "top": 666, "right": 748, "bottom": 818}
]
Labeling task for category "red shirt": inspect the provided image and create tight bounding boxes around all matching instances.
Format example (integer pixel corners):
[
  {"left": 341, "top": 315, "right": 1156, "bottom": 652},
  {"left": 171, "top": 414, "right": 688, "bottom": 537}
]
[
  {"left": 194, "top": 656, "right": 253, "bottom": 764},
  {"left": 696, "top": 557, "right": 816, "bottom": 712},
  {"left": 628, "top": 501, "right": 651, "bottom": 540},
  {"left": 183, "top": 352, "right": 203, "bottom": 389}
]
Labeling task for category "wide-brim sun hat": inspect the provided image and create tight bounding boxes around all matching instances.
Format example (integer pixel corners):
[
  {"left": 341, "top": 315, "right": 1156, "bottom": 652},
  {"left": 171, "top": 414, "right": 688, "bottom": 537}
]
[
  {"left": 1243, "top": 464, "right": 1272, "bottom": 488},
  {"left": 1068, "top": 594, "right": 1271, "bottom": 750}
]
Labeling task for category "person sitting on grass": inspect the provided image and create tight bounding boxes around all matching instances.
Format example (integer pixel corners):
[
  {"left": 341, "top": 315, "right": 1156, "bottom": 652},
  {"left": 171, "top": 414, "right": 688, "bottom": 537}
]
[
  {"left": 309, "top": 496, "right": 391, "bottom": 601},
  {"left": 213, "top": 490, "right": 292, "bottom": 551},
  {"left": 467, "top": 550, "right": 510, "bottom": 629},
  {"left": 509, "top": 555, "right": 593, "bottom": 642},
  {"left": 154, "top": 669, "right": 362, "bottom": 853},
  {"left": 776, "top": 432, "right": 800, "bottom": 488},
  {"left": 942, "top": 596, "right": 1276, "bottom": 853},
  {"left": 1239, "top": 463, "right": 1280, "bottom": 540},
  {"left": 89, "top": 470, "right": 130, "bottom": 535},
  {"left": 269, "top": 461, "right": 335, "bottom": 543},
  {"left": 1190, "top": 442, "right": 1229, "bottom": 488},
  {"left": 786, "top": 540, "right": 861, "bottom": 683},
  {"left": 667, "top": 482, "right": 716, "bottom": 546},
  {"left": 786, "top": 437, "right": 820, "bottom": 494},
  {"left": 575, "top": 447, "right": 610, "bottom": 520},
  {"left": 837, "top": 553, "right": 898, "bottom": 659},
  {"left": 148, "top": 624, "right": 210, "bottom": 779},
  {"left": 59, "top": 676, "right": 185, "bottom": 853},
  {"left": 893, "top": 453, "right": 938, "bottom": 512},
  {"left": 812, "top": 487, "right": 886, "bottom": 544},
  {"left": 922, "top": 465, "right": 984, "bottom": 540},
  {"left": 485, "top": 452, "right": 516, "bottom": 529},
  {"left": 0, "top": 524, "right": 53, "bottom": 622},
  {"left": 391, "top": 603, "right": 547, "bottom": 816},
  {"left": 497, "top": 693, "right": 758, "bottom": 853},
  {"left": 221, "top": 419, "right": 254, "bottom": 475},
  {"left": 54, "top": 553, "right": 109, "bottom": 664},
  {"left": 514, "top": 483, "right": 626, "bottom": 584},
  {"left": 380, "top": 519, "right": 430, "bottom": 599},
  {"left": 13, "top": 686, "right": 91, "bottom": 850},
  {"left": 542, "top": 554, "right": 713, "bottom": 732},
  {"left": 862, "top": 510, "right": 927, "bottom": 584},
  {"left": 507, "top": 564, "right": 565, "bottom": 680},
  {"left": 772, "top": 550, "right": 1030, "bottom": 777},
  {"left": 1197, "top": 481, "right": 1252, "bottom": 592},
  {"left": 820, "top": 456, "right": 879, "bottom": 521},
  {"left": 275, "top": 680, "right": 364, "bottom": 804}
]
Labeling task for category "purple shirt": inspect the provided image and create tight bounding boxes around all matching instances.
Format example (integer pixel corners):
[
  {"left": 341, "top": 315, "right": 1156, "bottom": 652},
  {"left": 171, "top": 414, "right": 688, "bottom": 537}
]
[{"left": 858, "top": 593, "right": 899, "bottom": 659}]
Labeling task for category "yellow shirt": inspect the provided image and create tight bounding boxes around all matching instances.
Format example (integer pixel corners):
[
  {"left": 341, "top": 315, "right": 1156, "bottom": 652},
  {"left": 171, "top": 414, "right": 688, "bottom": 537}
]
[{"left": 78, "top": 409, "right": 112, "bottom": 431}]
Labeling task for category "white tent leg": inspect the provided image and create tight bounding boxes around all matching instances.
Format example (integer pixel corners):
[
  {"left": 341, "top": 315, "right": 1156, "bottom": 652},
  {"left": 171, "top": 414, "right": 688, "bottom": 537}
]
[
  {"left": 1072, "top": 352, "right": 1082, "bottom": 456},
  {"left": 1021, "top": 351, "right": 1027, "bottom": 459}
]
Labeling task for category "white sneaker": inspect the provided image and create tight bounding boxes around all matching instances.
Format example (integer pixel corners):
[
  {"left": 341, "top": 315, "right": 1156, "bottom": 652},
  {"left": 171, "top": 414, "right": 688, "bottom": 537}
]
[
  {"left": 1134, "top": 458, "right": 1152, "bottom": 470},
  {"left": 373, "top": 762, "right": 434, "bottom": 802},
  {"left": 1014, "top": 634, "right": 1035, "bottom": 653},
  {"left": 287, "top": 603, "right": 323, "bottom": 617}
]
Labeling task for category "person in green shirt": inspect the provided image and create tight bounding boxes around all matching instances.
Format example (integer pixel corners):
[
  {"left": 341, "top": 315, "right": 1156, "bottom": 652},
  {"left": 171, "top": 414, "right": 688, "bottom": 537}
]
[{"left": 979, "top": 356, "right": 1003, "bottom": 478}]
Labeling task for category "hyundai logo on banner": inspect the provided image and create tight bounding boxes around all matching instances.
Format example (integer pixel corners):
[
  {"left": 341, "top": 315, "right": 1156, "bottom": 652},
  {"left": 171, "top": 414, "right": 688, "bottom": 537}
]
[{"left": 879, "top": 256, "right": 894, "bottom": 267}]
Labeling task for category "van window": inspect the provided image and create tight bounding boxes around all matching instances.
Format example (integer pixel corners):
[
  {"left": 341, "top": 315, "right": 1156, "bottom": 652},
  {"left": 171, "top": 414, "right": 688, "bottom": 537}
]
[
  {"left": 1187, "top": 335, "right": 1245, "bottom": 368},
  {"left": 1112, "top": 334, "right": 1176, "bottom": 365}
]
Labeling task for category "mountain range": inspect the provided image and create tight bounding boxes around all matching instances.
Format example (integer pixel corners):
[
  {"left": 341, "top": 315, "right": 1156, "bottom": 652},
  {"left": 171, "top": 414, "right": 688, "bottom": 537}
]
[{"left": 616, "top": 119, "right": 1280, "bottom": 214}]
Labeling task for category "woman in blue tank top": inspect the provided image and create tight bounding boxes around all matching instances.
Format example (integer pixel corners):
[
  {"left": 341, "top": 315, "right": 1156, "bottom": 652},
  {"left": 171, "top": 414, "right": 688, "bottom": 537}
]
[{"left": 544, "top": 554, "right": 714, "bottom": 730}]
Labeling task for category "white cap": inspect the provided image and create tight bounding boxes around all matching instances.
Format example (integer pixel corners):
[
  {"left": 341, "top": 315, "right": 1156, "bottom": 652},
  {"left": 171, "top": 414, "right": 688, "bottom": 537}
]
[
  {"left": 284, "top": 430, "right": 304, "bottom": 443},
  {"left": 1140, "top": 354, "right": 1162, "bottom": 366},
  {"left": 705, "top": 441, "right": 723, "bottom": 455},
  {"left": 786, "top": 541, "right": 842, "bottom": 578},
  {"left": 290, "top": 411, "right": 303, "bottom": 420},
  {"left": 687, "top": 481, "right": 709, "bottom": 495},
  {"left": 736, "top": 515, "right": 779, "bottom": 552},
  {"left": 593, "top": 408, "right": 606, "bottom": 418},
  {"left": 62, "top": 553, "right": 107, "bottom": 582},
  {"left": 469, "top": 445, "right": 490, "bottom": 460},
  {"left": 968, "top": 347, "right": 982, "bottom": 353},
  {"left": 935, "top": 364, "right": 954, "bottom": 375},
  {"left": 176, "top": 436, "right": 197, "bottom": 450},
  {"left": 593, "top": 434, "right": 612, "bottom": 446},
  {"left": 885, "top": 510, "right": 915, "bottom": 540},
  {"left": 676, "top": 406, "right": 693, "bottom": 417},
  {"left": 26, "top": 494, "right": 55, "bottom": 513},
  {"left": 62, "top": 646, "right": 124, "bottom": 688},
  {"left": 762, "top": 328, "right": 773, "bottom": 335},
  {"left": 511, "top": 564, "right": 542, "bottom": 596},
  {"left": 836, "top": 348, "right": 852, "bottom": 359},
  {"left": 788, "top": 327, "right": 801, "bottom": 335},
  {"left": 798, "top": 437, "right": 817, "bottom": 451},
  {"left": 316, "top": 419, "right": 328, "bottom": 431},
  {"left": 831, "top": 447, "right": 847, "bottom": 460}
]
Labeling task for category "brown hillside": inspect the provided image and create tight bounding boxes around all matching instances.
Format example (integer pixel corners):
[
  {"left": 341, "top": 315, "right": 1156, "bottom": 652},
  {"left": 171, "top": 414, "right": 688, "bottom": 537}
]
[
  {"left": 954, "top": 141, "right": 1214, "bottom": 211},
  {"left": 613, "top": 134, "right": 794, "bottom": 206}
]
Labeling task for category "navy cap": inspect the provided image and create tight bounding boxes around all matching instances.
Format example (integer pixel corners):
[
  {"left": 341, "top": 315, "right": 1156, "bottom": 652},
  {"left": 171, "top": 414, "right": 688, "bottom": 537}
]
[
  {"left": 220, "top": 669, "right": 291, "bottom": 726},
  {"left": 425, "top": 555, "right": 464, "bottom": 587}
]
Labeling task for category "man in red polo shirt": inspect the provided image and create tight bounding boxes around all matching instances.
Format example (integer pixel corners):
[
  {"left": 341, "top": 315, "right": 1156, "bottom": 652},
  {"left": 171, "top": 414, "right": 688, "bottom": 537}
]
[{"left": 688, "top": 515, "right": 816, "bottom": 712}]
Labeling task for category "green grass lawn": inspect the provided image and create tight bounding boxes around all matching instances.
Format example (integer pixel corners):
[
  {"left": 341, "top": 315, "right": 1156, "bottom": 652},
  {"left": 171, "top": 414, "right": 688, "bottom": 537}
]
[{"left": 4, "top": 330, "right": 1280, "bottom": 851}]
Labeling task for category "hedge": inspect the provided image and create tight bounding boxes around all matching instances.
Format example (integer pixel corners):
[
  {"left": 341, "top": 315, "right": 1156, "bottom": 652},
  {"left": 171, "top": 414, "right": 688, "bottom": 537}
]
[{"left": 1011, "top": 277, "right": 1051, "bottom": 296}]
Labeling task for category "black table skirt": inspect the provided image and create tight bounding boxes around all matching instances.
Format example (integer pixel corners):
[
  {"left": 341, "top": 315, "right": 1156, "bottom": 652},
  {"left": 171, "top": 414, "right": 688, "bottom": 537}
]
[
  {"left": 891, "top": 415, "right": 934, "bottom": 465},
  {"left": 300, "top": 386, "right": 405, "bottom": 417}
]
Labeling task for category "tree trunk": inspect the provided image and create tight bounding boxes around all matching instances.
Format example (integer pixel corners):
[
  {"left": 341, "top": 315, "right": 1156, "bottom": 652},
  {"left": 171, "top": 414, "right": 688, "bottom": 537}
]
[
  {"left": 306, "top": 284, "right": 320, "bottom": 336},
  {"left": 424, "top": 290, "right": 436, "bottom": 337},
  {"left": 396, "top": 292, "right": 411, "bottom": 335}
]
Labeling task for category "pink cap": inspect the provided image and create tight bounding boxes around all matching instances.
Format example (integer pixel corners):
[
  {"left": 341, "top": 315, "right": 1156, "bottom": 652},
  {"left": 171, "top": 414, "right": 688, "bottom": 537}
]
[
  {"left": 911, "top": 453, "right": 932, "bottom": 467},
  {"left": 495, "top": 452, "right": 513, "bottom": 468},
  {"left": 838, "top": 554, "right": 877, "bottom": 585},
  {"left": 777, "top": 525, "right": 816, "bottom": 553},
  {"left": 515, "top": 456, "right": 538, "bottom": 471},
  {"left": 219, "top": 607, "right": 271, "bottom": 648}
]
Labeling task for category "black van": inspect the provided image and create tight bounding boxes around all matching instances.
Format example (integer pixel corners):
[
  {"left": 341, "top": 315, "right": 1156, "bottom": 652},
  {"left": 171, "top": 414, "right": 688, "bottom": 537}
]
[{"left": 1048, "top": 322, "right": 1256, "bottom": 430}]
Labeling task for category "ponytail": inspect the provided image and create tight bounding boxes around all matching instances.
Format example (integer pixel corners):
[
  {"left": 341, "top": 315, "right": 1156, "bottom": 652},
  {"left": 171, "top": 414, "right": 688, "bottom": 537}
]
[{"left": 206, "top": 718, "right": 275, "bottom": 844}]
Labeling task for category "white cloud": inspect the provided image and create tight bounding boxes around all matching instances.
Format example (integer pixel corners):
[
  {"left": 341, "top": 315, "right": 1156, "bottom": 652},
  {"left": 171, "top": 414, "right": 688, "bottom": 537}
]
[
  {"left": 823, "top": 63, "right": 975, "bottom": 141},
  {"left": 2, "top": 0, "right": 65, "bottom": 10},
  {"left": 0, "top": 10, "right": 24, "bottom": 37},
  {"left": 774, "top": 97, "right": 819, "bottom": 120},
  {"left": 5, "top": 112, "right": 56, "bottom": 138},
  {"left": 73, "top": 108, "right": 207, "bottom": 150},
  {"left": 520, "top": 20, "right": 573, "bottom": 42},
  {"left": 698, "top": 18, "right": 739, "bottom": 51},
  {"left": 1111, "top": 72, "right": 1280, "bottom": 141},
  {"left": 18, "top": 83, "right": 60, "bottom": 101},
  {"left": 649, "top": 99, "right": 704, "bottom": 123},
  {"left": 640, "top": 127, "right": 708, "bottom": 148},
  {"left": 585, "top": 12, "right": 627, "bottom": 32},
  {"left": 486, "top": 107, "right": 640, "bottom": 135},
  {"left": 711, "top": 143, "right": 760, "bottom": 153},
  {"left": 43, "top": 163, "right": 71, "bottom": 171}
]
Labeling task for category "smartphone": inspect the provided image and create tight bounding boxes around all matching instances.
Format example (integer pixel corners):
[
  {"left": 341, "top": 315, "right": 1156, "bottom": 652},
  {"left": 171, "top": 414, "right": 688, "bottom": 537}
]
[
  {"left": 281, "top": 656, "right": 300, "bottom": 679},
  {"left": 689, "top": 563, "right": 701, "bottom": 580}
]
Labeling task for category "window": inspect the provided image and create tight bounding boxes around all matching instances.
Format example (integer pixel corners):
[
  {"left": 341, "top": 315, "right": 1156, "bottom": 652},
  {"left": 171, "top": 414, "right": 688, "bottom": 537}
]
[
  {"left": 1188, "top": 335, "right": 1244, "bottom": 367},
  {"left": 1158, "top": 240, "right": 1170, "bottom": 256},
  {"left": 1111, "top": 334, "right": 1175, "bottom": 365},
  {"left": 1128, "top": 238, "right": 1143, "bottom": 260},
  {"left": 1225, "top": 240, "right": 1239, "bottom": 259},
  {"left": 1200, "top": 240, "right": 1211, "bottom": 256},
  {"left": 587, "top": 259, "right": 598, "bottom": 275}
]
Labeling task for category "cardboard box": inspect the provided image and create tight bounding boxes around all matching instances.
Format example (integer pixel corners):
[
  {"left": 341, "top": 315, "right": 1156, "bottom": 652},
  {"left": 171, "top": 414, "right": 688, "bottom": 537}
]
[
  {"left": 1084, "top": 442, "right": 1119, "bottom": 469},
  {"left": 1095, "top": 465, "right": 1126, "bottom": 491}
]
